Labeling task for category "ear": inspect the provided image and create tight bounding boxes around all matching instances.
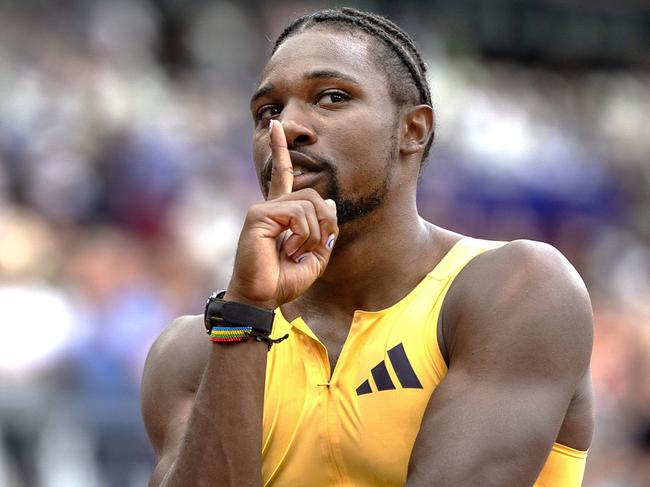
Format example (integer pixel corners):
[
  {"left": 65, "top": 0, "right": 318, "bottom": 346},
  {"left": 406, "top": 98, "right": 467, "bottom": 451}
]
[{"left": 399, "top": 104, "right": 434, "bottom": 156}]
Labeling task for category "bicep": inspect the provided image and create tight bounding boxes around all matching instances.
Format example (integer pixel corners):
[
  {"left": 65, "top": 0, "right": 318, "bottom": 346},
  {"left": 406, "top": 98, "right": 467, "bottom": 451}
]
[
  {"left": 140, "top": 316, "right": 209, "bottom": 486},
  {"left": 409, "top": 367, "right": 573, "bottom": 486},
  {"left": 142, "top": 386, "right": 194, "bottom": 487},
  {"left": 408, "top": 240, "right": 593, "bottom": 486}
]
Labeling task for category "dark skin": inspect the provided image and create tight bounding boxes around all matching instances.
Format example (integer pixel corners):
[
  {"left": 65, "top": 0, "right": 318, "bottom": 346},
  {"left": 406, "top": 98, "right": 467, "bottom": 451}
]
[{"left": 141, "top": 29, "right": 594, "bottom": 486}]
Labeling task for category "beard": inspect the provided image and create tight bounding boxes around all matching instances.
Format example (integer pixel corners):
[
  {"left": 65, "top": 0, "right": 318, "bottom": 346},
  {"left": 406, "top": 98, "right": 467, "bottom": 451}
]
[
  {"left": 314, "top": 134, "right": 398, "bottom": 226},
  {"left": 323, "top": 170, "right": 389, "bottom": 226}
]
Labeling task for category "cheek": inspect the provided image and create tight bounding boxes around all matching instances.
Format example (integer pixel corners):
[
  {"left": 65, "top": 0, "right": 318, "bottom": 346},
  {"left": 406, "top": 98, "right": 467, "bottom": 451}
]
[
  {"left": 339, "top": 104, "right": 395, "bottom": 150},
  {"left": 251, "top": 134, "right": 268, "bottom": 174},
  {"left": 333, "top": 114, "right": 387, "bottom": 149},
  {"left": 328, "top": 110, "right": 395, "bottom": 186}
]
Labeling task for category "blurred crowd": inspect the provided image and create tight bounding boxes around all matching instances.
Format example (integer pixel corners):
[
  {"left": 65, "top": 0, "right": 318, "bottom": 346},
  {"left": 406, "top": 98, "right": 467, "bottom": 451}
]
[{"left": 0, "top": 1, "right": 648, "bottom": 486}]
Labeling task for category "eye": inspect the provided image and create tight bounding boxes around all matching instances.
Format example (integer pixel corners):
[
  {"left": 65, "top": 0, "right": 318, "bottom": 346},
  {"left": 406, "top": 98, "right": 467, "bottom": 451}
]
[
  {"left": 255, "top": 105, "right": 282, "bottom": 124},
  {"left": 317, "top": 90, "right": 351, "bottom": 105}
]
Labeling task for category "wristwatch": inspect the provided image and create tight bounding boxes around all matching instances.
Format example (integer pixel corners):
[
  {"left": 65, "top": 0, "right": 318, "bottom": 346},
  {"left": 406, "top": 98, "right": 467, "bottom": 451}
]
[{"left": 203, "top": 290, "right": 275, "bottom": 336}]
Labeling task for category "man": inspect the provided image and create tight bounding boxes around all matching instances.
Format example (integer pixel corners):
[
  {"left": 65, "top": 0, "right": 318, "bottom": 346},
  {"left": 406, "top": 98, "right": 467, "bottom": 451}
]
[{"left": 141, "top": 8, "right": 593, "bottom": 486}]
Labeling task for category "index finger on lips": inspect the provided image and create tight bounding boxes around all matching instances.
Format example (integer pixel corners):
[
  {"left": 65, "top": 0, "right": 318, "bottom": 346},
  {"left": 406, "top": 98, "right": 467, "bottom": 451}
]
[{"left": 268, "top": 120, "right": 293, "bottom": 199}]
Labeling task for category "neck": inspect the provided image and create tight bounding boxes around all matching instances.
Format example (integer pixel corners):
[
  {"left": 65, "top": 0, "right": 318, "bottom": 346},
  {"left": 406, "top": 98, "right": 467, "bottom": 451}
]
[{"left": 297, "top": 192, "right": 450, "bottom": 314}]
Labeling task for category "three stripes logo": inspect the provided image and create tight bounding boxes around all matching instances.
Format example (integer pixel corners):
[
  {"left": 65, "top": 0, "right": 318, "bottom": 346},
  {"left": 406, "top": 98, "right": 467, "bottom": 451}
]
[{"left": 356, "top": 343, "right": 423, "bottom": 396}]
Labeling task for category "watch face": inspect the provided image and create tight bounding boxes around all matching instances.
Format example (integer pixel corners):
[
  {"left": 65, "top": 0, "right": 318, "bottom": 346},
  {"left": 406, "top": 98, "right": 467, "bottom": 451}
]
[{"left": 204, "top": 291, "right": 228, "bottom": 332}]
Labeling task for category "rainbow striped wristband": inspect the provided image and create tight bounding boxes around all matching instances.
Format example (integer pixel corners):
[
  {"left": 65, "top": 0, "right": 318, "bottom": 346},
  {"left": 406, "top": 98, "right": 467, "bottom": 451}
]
[{"left": 209, "top": 326, "right": 252, "bottom": 343}]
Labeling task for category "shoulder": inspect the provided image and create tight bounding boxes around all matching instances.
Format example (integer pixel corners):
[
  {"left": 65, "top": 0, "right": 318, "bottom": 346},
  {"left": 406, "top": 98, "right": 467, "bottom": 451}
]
[
  {"left": 449, "top": 238, "right": 592, "bottom": 316},
  {"left": 443, "top": 239, "right": 593, "bottom": 379},
  {"left": 484, "top": 239, "right": 589, "bottom": 305},
  {"left": 145, "top": 314, "right": 210, "bottom": 368},
  {"left": 142, "top": 314, "right": 212, "bottom": 404}
]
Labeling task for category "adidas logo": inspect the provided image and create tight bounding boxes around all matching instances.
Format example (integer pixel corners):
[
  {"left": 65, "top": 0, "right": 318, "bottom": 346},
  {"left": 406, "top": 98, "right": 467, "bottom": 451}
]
[{"left": 356, "top": 343, "right": 423, "bottom": 396}]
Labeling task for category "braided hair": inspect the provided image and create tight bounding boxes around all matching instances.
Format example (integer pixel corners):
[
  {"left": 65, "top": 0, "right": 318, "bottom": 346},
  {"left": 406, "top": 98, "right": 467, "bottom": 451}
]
[{"left": 272, "top": 7, "right": 434, "bottom": 166}]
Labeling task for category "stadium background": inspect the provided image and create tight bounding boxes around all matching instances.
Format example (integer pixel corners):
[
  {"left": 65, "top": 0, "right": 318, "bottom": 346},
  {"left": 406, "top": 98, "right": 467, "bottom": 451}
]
[{"left": 0, "top": 0, "right": 648, "bottom": 485}]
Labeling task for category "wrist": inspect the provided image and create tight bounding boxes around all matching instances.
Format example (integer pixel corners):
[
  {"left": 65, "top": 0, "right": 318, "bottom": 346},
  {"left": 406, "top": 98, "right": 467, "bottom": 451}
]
[
  {"left": 205, "top": 292, "right": 275, "bottom": 331},
  {"left": 223, "top": 290, "right": 278, "bottom": 311},
  {"left": 204, "top": 291, "right": 288, "bottom": 349}
]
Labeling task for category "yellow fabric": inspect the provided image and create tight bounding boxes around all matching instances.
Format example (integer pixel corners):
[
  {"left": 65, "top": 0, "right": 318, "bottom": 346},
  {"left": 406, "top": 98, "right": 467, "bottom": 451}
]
[
  {"left": 535, "top": 443, "right": 588, "bottom": 487},
  {"left": 261, "top": 237, "right": 587, "bottom": 486}
]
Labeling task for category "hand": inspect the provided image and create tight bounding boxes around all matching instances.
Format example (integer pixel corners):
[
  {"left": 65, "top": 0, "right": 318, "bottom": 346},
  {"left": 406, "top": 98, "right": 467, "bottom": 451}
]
[{"left": 226, "top": 120, "right": 339, "bottom": 309}]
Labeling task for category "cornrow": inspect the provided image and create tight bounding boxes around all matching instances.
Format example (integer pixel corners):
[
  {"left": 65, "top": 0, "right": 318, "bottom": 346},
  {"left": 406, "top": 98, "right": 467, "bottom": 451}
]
[
  {"left": 340, "top": 8, "right": 431, "bottom": 105},
  {"left": 271, "top": 8, "right": 435, "bottom": 165}
]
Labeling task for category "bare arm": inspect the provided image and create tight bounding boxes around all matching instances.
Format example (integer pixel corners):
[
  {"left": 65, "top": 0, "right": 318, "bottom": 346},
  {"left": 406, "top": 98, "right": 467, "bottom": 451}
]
[
  {"left": 406, "top": 240, "right": 594, "bottom": 486},
  {"left": 141, "top": 120, "right": 339, "bottom": 486},
  {"left": 141, "top": 315, "right": 267, "bottom": 487}
]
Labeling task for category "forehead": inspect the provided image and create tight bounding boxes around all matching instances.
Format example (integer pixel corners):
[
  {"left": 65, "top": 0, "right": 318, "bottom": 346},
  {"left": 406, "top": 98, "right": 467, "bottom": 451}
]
[{"left": 257, "top": 29, "right": 386, "bottom": 91}]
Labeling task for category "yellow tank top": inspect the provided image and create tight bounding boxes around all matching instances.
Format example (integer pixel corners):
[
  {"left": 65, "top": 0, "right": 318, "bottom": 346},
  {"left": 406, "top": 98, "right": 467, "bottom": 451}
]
[{"left": 262, "top": 237, "right": 587, "bottom": 486}]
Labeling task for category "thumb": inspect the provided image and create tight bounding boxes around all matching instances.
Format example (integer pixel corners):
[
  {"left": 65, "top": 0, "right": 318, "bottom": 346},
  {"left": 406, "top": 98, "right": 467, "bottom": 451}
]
[{"left": 302, "top": 232, "right": 337, "bottom": 275}]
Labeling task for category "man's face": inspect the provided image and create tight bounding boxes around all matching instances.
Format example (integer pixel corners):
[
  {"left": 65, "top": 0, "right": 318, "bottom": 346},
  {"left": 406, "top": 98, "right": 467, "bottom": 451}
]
[{"left": 250, "top": 29, "right": 400, "bottom": 225}]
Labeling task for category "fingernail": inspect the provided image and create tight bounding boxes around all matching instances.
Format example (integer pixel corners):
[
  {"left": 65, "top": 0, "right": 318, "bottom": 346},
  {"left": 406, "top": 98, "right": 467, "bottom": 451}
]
[
  {"left": 326, "top": 234, "right": 336, "bottom": 249},
  {"left": 296, "top": 253, "right": 311, "bottom": 264},
  {"left": 268, "top": 120, "right": 274, "bottom": 133}
]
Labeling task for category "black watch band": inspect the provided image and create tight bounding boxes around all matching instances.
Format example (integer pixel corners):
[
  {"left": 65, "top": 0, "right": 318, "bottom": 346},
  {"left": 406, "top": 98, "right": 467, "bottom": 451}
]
[{"left": 204, "top": 291, "right": 275, "bottom": 336}]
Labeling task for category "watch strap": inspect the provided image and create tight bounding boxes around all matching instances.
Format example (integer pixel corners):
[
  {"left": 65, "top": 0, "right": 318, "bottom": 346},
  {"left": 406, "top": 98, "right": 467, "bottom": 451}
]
[{"left": 204, "top": 291, "right": 275, "bottom": 335}]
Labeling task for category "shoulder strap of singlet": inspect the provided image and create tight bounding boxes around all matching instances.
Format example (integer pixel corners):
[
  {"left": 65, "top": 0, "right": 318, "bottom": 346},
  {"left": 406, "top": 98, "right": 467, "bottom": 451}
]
[{"left": 429, "top": 237, "right": 507, "bottom": 281}]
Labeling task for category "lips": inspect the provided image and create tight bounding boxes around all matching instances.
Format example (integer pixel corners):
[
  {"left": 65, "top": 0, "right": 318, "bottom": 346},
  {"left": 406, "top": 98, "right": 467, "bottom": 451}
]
[
  {"left": 291, "top": 168, "right": 324, "bottom": 192},
  {"left": 263, "top": 150, "right": 324, "bottom": 190}
]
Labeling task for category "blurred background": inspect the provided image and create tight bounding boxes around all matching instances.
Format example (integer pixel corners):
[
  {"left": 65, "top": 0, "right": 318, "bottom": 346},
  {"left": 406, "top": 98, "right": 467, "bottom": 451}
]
[{"left": 0, "top": 0, "right": 648, "bottom": 485}]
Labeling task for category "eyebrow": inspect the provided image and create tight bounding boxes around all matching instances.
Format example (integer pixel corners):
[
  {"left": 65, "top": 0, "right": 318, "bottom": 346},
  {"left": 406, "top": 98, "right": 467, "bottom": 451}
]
[
  {"left": 304, "top": 69, "right": 361, "bottom": 85},
  {"left": 250, "top": 84, "right": 274, "bottom": 106},
  {"left": 250, "top": 69, "right": 361, "bottom": 106}
]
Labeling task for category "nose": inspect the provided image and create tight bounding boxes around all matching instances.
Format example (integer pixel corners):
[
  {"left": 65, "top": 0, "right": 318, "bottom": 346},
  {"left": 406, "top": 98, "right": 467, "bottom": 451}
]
[{"left": 278, "top": 103, "right": 317, "bottom": 149}]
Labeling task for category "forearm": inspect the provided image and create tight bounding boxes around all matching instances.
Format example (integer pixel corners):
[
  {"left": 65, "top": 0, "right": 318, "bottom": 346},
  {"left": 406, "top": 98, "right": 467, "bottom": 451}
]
[{"left": 158, "top": 339, "right": 267, "bottom": 487}]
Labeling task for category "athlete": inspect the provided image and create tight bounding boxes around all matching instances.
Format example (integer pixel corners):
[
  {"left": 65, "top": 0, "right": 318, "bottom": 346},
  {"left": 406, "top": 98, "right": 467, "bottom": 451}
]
[{"left": 141, "top": 8, "right": 594, "bottom": 486}]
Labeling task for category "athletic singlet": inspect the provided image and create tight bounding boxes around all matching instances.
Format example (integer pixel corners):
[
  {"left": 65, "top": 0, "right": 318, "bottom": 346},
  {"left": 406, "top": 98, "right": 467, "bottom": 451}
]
[{"left": 261, "top": 237, "right": 588, "bottom": 486}]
